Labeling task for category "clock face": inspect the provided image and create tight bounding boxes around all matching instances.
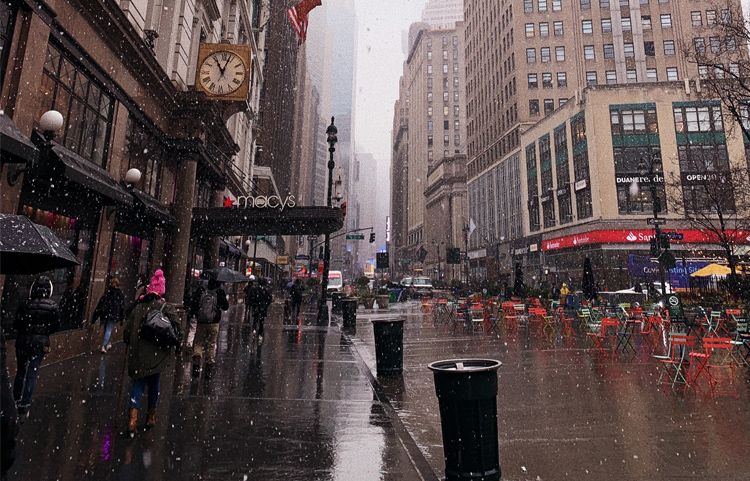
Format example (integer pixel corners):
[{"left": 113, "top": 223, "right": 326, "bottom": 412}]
[{"left": 199, "top": 51, "right": 247, "bottom": 96}]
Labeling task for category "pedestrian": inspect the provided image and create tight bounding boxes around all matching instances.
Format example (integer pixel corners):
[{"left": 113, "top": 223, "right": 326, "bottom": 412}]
[
  {"left": 91, "top": 278, "right": 125, "bottom": 353},
  {"left": 122, "top": 271, "right": 180, "bottom": 437},
  {"left": 184, "top": 277, "right": 206, "bottom": 348},
  {"left": 250, "top": 278, "right": 273, "bottom": 345},
  {"left": 243, "top": 276, "right": 256, "bottom": 324},
  {"left": 559, "top": 283, "right": 570, "bottom": 306},
  {"left": 190, "top": 278, "right": 228, "bottom": 378},
  {"left": 13, "top": 276, "right": 60, "bottom": 421},
  {"left": 289, "top": 278, "right": 304, "bottom": 322},
  {"left": 133, "top": 275, "right": 149, "bottom": 301},
  {"left": 1, "top": 326, "right": 19, "bottom": 481}
]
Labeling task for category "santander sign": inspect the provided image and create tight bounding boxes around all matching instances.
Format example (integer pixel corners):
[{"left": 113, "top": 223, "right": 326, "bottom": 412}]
[{"left": 542, "top": 229, "right": 750, "bottom": 251}]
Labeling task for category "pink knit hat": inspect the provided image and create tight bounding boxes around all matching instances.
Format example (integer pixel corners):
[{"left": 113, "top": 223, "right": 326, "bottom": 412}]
[{"left": 146, "top": 269, "right": 166, "bottom": 296}]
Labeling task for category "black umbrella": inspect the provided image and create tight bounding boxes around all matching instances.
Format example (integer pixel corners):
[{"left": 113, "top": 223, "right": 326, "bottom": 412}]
[
  {"left": 0, "top": 214, "right": 80, "bottom": 275},
  {"left": 513, "top": 263, "right": 525, "bottom": 298},
  {"left": 203, "top": 266, "right": 248, "bottom": 283},
  {"left": 582, "top": 257, "right": 597, "bottom": 301}
]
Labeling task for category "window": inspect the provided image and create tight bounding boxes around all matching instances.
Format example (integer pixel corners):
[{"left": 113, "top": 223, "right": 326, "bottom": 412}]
[
  {"left": 427, "top": 77, "right": 433, "bottom": 87},
  {"left": 582, "top": 20, "right": 593, "bottom": 34},
  {"left": 557, "top": 72, "right": 567, "bottom": 87},
  {"left": 125, "top": 117, "right": 163, "bottom": 198},
  {"left": 644, "top": 41, "right": 655, "bottom": 57},
  {"left": 453, "top": 36, "right": 458, "bottom": 46},
  {"left": 726, "top": 36, "right": 737, "bottom": 52},
  {"left": 427, "top": 92, "right": 433, "bottom": 102},
  {"left": 606, "top": 70, "right": 617, "bottom": 84},
  {"left": 538, "top": 0, "right": 547, "bottom": 12},
  {"left": 443, "top": 91, "right": 449, "bottom": 102},
  {"left": 641, "top": 15, "right": 651, "bottom": 30},
  {"left": 586, "top": 71, "right": 597, "bottom": 85},
  {"left": 454, "top": 134, "right": 460, "bottom": 146},
  {"left": 626, "top": 69, "right": 637, "bottom": 83},
  {"left": 691, "top": 11, "right": 702, "bottom": 27},
  {"left": 622, "top": 17, "right": 631, "bottom": 31},
  {"left": 541, "top": 47, "right": 550, "bottom": 62},
  {"left": 527, "top": 48, "right": 536, "bottom": 63},
  {"left": 524, "top": 0, "right": 533, "bottom": 13},
  {"left": 710, "top": 36, "right": 720, "bottom": 54},
  {"left": 453, "top": 63, "right": 458, "bottom": 73},
  {"left": 554, "top": 21, "right": 564, "bottom": 36},
  {"left": 555, "top": 46, "right": 565, "bottom": 61},
  {"left": 601, "top": 18, "right": 612, "bottom": 33},
  {"left": 559, "top": 98, "right": 567, "bottom": 107},
  {"left": 428, "top": 150, "right": 433, "bottom": 161},
  {"left": 539, "top": 22, "right": 549, "bottom": 36},
  {"left": 427, "top": 65, "right": 433, "bottom": 74},
  {"left": 526, "top": 23, "right": 535, "bottom": 37},
  {"left": 427, "top": 51, "right": 432, "bottom": 60},
  {"left": 706, "top": 10, "right": 716, "bottom": 26},
  {"left": 453, "top": 90, "right": 459, "bottom": 101},
  {"left": 714, "top": 65, "right": 724, "bottom": 79},
  {"left": 454, "top": 120, "right": 460, "bottom": 130},
  {"left": 729, "top": 63, "right": 739, "bottom": 77},
  {"left": 39, "top": 43, "right": 115, "bottom": 167},
  {"left": 528, "top": 73, "right": 538, "bottom": 88},
  {"left": 584, "top": 45, "right": 595, "bottom": 60},
  {"left": 603, "top": 44, "right": 614, "bottom": 59},
  {"left": 552, "top": 0, "right": 561, "bottom": 11},
  {"left": 666, "top": 67, "right": 678, "bottom": 81},
  {"left": 530, "top": 99, "right": 540, "bottom": 115},
  {"left": 544, "top": 99, "right": 555, "bottom": 114},
  {"left": 600, "top": 0, "right": 609, "bottom": 6},
  {"left": 542, "top": 72, "right": 553, "bottom": 88},
  {"left": 444, "top": 135, "right": 449, "bottom": 145},
  {"left": 444, "top": 120, "right": 449, "bottom": 130},
  {"left": 664, "top": 40, "right": 675, "bottom": 55},
  {"left": 428, "top": 120, "right": 433, "bottom": 131},
  {"left": 698, "top": 65, "right": 708, "bottom": 79},
  {"left": 581, "top": 0, "right": 591, "bottom": 8},
  {"left": 428, "top": 106, "right": 433, "bottom": 116},
  {"left": 624, "top": 43, "right": 634, "bottom": 58},
  {"left": 443, "top": 106, "right": 450, "bottom": 116},
  {"left": 442, "top": 37, "right": 448, "bottom": 45},
  {"left": 660, "top": 14, "right": 672, "bottom": 29},
  {"left": 453, "top": 49, "right": 458, "bottom": 59},
  {"left": 454, "top": 105, "right": 460, "bottom": 116},
  {"left": 673, "top": 104, "right": 724, "bottom": 134},
  {"left": 721, "top": 9, "right": 731, "bottom": 24},
  {"left": 443, "top": 64, "right": 448, "bottom": 74},
  {"left": 453, "top": 77, "right": 459, "bottom": 87},
  {"left": 646, "top": 68, "right": 657, "bottom": 82},
  {"left": 427, "top": 135, "right": 433, "bottom": 146}
]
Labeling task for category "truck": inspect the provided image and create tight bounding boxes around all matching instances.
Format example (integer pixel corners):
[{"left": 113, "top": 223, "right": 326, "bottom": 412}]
[{"left": 327, "top": 270, "right": 343, "bottom": 293}]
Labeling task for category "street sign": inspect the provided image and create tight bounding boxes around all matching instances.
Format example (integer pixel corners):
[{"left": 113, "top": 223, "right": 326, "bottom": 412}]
[
  {"left": 666, "top": 232, "right": 684, "bottom": 240},
  {"left": 346, "top": 234, "right": 365, "bottom": 240},
  {"left": 647, "top": 218, "right": 667, "bottom": 225},
  {"left": 333, "top": 259, "right": 343, "bottom": 263},
  {"left": 665, "top": 293, "right": 684, "bottom": 317},
  {"left": 295, "top": 255, "right": 310, "bottom": 260}
]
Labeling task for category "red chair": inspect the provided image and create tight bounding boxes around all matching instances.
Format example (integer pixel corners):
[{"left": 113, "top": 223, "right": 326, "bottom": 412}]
[
  {"left": 587, "top": 318, "right": 619, "bottom": 357},
  {"left": 688, "top": 338, "right": 737, "bottom": 397}
]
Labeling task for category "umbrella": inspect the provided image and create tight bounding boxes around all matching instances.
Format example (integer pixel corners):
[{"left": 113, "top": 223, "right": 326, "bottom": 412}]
[
  {"left": 581, "top": 257, "right": 597, "bottom": 301},
  {"left": 0, "top": 214, "right": 80, "bottom": 275},
  {"left": 690, "top": 263, "right": 731, "bottom": 277},
  {"left": 203, "top": 266, "right": 248, "bottom": 283},
  {"left": 513, "top": 263, "right": 525, "bottom": 297}
]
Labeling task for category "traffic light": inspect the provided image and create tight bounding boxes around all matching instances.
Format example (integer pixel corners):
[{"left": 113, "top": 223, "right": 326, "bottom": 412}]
[
  {"left": 650, "top": 237, "right": 660, "bottom": 258},
  {"left": 446, "top": 247, "right": 461, "bottom": 264},
  {"left": 369, "top": 232, "right": 376, "bottom": 243},
  {"left": 341, "top": 201, "right": 347, "bottom": 216},
  {"left": 659, "top": 232, "right": 671, "bottom": 250},
  {"left": 318, "top": 247, "right": 323, "bottom": 259}
]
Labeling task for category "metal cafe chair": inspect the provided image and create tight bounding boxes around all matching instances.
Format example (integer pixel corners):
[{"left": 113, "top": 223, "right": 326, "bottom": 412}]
[
  {"left": 687, "top": 337, "right": 737, "bottom": 398},
  {"left": 654, "top": 333, "right": 696, "bottom": 393},
  {"left": 587, "top": 318, "right": 619, "bottom": 357},
  {"left": 728, "top": 313, "right": 750, "bottom": 366}
]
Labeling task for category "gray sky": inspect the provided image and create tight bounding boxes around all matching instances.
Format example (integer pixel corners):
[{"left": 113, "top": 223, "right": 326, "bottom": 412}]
[{"left": 354, "top": 0, "right": 425, "bottom": 160}]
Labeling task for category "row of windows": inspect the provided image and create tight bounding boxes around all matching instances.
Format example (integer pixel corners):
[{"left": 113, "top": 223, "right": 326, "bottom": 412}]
[
  {"left": 427, "top": 89, "right": 460, "bottom": 103},
  {"left": 426, "top": 133, "right": 462, "bottom": 151},
  {"left": 426, "top": 70, "right": 459, "bottom": 88},
  {"left": 527, "top": 72, "right": 567, "bottom": 89},
  {"left": 426, "top": 49, "right": 459, "bottom": 61},
  {"left": 693, "top": 36, "right": 737, "bottom": 54},
  {"left": 523, "top": 0, "right": 563, "bottom": 13},
  {"left": 529, "top": 98, "right": 568, "bottom": 116},
  {"left": 526, "top": 46, "right": 566, "bottom": 63},
  {"left": 580, "top": 0, "right": 671, "bottom": 8},
  {"left": 427, "top": 119, "right": 460, "bottom": 132},
  {"left": 527, "top": 11, "right": 703, "bottom": 38},
  {"left": 584, "top": 66, "right": 679, "bottom": 86},
  {"left": 425, "top": 36, "right": 458, "bottom": 49},
  {"left": 427, "top": 105, "right": 460, "bottom": 117}
]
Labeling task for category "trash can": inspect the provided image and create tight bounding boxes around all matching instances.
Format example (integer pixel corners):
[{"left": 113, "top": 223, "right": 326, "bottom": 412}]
[
  {"left": 331, "top": 292, "right": 342, "bottom": 314},
  {"left": 428, "top": 359, "right": 502, "bottom": 481},
  {"left": 388, "top": 290, "right": 398, "bottom": 304},
  {"left": 371, "top": 318, "right": 404, "bottom": 376},
  {"left": 341, "top": 298, "right": 357, "bottom": 328}
]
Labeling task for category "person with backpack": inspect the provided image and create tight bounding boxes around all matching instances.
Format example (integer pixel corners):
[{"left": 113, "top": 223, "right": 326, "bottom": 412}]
[
  {"left": 13, "top": 276, "right": 60, "bottom": 422},
  {"left": 243, "top": 276, "right": 256, "bottom": 324},
  {"left": 289, "top": 279, "right": 304, "bottom": 323},
  {"left": 91, "top": 278, "right": 125, "bottom": 353},
  {"left": 250, "top": 278, "right": 273, "bottom": 345},
  {"left": 190, "top": 278, "right": 228, "bottom": 377},
  {"left": 122, "top": 270, "right": 180, "bottom": 437}
]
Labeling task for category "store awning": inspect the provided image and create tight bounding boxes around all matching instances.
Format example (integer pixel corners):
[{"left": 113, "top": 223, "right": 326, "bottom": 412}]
[
  {"left": 191, "top": 206, "right": 344, "bottom": 236},
  {"left": 0, "top": 113, "right": 39, "bottom": 165},
  {"left": 130, "top": 189, "right": 176, "bottom": 226},
  {"left": 220, "top": 240, "right": 249, "bottom": 259}
]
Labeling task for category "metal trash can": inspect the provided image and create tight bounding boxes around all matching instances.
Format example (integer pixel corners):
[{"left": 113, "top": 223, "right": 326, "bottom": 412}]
[
  {"left": 341, "top": 298, "right": 357, "bottom": 328},
  {"left": 371, "top": 318, "right": 404, "bottom": 376},
  {"left": 331, "top": 292, "right": 343, "bottom": 314},
  {"left": 428, "top": 359, "right": 502, "bottom": 481}
]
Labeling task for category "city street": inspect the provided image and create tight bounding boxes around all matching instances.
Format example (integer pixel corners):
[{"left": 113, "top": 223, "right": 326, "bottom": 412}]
[{"left": 8, "top": 300, "right": 750, "bottom": 481}]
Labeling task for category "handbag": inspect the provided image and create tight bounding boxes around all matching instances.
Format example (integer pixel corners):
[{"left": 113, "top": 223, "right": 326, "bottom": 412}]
[{"left": 138, "top": 302, "right": 180, "bottom": 348}]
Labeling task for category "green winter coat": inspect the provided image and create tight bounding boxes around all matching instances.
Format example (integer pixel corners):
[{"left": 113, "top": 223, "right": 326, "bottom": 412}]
[{"left": 123, "top": 294, "right": 180, "bottom": 379}]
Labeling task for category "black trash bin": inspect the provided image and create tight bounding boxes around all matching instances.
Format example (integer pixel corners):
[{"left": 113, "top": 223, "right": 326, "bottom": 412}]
[
  {"left": 371, "top": 318, "right": 404, "bottom": 376},
  {"left": 341, "top": 298, "right": 357, "bottom": 328},
  {"left": 331, "top": 292, "right": 342, "bottom": 314},
  {"left": 428, "top": 359, "right": 502, "bottom": 481}
]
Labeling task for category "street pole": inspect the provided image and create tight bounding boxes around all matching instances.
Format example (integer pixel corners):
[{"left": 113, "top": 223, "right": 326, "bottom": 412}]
[
  {"left": 252, "top": 236, "right": 259, "bottom": 277},
  {"left": 642, "top": 154, "right": 667, "bottom": 298},
  {"left": 463, "top": 225, "right": 470, "bottom": 283},
  {"left": 317, "top": 118, "right": 337, "bottom": 324},
  {"left": 437, "top": 243, "right": 441, "bottom": 282}
]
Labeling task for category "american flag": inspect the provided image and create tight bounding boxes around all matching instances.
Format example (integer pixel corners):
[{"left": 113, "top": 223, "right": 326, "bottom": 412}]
[{"left": 286, "top": 0, "right": 321, "bottom": 46}]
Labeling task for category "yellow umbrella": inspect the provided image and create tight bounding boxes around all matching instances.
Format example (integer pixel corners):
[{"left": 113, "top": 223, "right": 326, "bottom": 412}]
[{"left": 690, "top": 263, "right": 731, "bottom": 277}]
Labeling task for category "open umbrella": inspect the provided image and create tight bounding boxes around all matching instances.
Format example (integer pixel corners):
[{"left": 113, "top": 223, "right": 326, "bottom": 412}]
[
  {"left": 203, "top": 266, "right": 248, "bottom": 283},
  {"left": 581, "top": 257, "right": 597, "bottom": 301},
  {"left": 690, "top": 263, "right": 731, "bottom": 277},
  {"left": 0, "top": 214, "right": 80, "bottom": 275}
]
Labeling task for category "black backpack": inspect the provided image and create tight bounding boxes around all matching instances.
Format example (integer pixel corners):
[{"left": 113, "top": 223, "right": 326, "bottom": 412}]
[{"left": 139, "top": 303, "right": 180, "bottom": 348}]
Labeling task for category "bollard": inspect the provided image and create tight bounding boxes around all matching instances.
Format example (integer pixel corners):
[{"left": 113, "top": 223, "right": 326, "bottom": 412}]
[
  {"left": 341, "top": 298, "right": 357, "bottom": 328},
  {"left": 428, "top": 359, "right": 502, "bottom": 481},
  {"left": 371, "top": 318, "right": 404, "bottom": 376}
]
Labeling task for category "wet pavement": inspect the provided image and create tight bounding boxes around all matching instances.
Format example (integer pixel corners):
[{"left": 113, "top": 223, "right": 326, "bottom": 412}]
[{"left": 9, "top": 300, "right": 750, "bottom": 480}]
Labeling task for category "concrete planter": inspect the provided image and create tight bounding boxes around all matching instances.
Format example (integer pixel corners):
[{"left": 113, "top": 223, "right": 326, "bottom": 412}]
[
  {"left": 362, "top": 297, "right": 376, "bottom": 309},
  {"left": 376, "top": 295, "right": 390, "bottom": 309}
]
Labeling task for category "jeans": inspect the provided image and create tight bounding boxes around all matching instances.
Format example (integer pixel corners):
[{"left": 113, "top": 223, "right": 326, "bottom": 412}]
[
  {"left": 291, "top": 300, "right": 302, "bottom": 321},
  {"left": 129, "top": 372, "right": 161, "bottom": 409},
  {"left": 13, "top": 349, "right": 44, "bottom": 406},
  {"left": 101, "top": 321, "right": 116, "bottom": 349},
  {"left": 252, "top": 308, "right": 266, "bottom": 337}
]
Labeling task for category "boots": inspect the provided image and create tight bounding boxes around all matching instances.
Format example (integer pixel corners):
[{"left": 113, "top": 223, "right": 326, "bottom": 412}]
[
  {"left": 145, "top": 407, "right": 156, "bottom": 429},
  {"left": 127, "top": 407, "right": 138, "bottom": 438},
  {"left": 204, "top": 362, "right": 214, "bottom": 380},
  {"left": 192, "top": 355, "right": 201, "bottom": 377}
]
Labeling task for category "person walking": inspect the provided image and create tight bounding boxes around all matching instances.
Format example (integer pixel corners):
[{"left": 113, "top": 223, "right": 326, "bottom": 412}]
[
  {"left": 250, "top": 278, "right": 273, "bottom": 345},
  {"left": 91, "top": 278, "right": 125, "bottom": 353},
  {"left": 243, "top": 276, "right": 256, "bottom": 324},
  {"left": 289, "top": 279, "right": 304, "bottom": 322},
  {"left": 122, "top": 270, "right": 180, "bottom": 437},
  {"left": 190, "top": 278, "right": 228, "bottom": 378},
  {"left": 13, "top": 276, "right": 60, "bottom": 421}
]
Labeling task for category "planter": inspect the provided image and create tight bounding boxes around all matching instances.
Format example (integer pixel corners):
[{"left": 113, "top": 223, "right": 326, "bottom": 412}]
[
  {"left": 376, "top": 295, "right": 390, "bottom": 309},
  {"left": 362, "top": 297, "right": 376, "bottom": 309}
]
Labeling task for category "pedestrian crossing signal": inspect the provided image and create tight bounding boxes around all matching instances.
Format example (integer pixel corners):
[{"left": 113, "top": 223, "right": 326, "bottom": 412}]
[
  {"left": 446, "top": 247, "right": 461, "bottom": 264},
  {"left": 369, "top": 232, "right": 376, "bottom": 243}
]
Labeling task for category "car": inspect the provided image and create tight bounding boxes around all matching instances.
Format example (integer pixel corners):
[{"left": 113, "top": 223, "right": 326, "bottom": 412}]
[
  {"left": 327, "top": 270, "right": 343, "bottom": 293},
  {"left": 411, "top": 276, "right": 433, "bottom": 296},
  {"left": 400, "top": 277, "right": 413, "bottom": 289}
]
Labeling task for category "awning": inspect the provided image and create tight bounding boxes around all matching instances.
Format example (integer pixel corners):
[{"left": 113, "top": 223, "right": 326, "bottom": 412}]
[
  {"left": 191, "top": 206, "right": 344, "bottom": 236},
  {"left": 0, "top": 113, "right": 39, "bottom": 165},
  {"left": 220, "top": 240, "right": 249, "bottom": 259},
  {"left": 45, "top": 144, "right": 132, "bottom": 205},
  {"left": 131, "top": 189, "right": 176, "bottom": 226}
]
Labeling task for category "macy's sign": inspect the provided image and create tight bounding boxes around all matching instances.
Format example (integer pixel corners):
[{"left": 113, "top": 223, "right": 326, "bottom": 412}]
[{"left": 228, "top": 194, "right": 297, "bottom": 211}]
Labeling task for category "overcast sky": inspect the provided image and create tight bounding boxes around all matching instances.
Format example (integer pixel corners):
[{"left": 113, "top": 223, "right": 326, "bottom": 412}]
[{"left": 352, "top": 0, "right": 750, "bottom": 162}]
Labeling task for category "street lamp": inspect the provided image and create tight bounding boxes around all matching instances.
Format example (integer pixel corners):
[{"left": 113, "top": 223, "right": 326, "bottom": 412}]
[
  {"left": 317, "top": 117, "right": 338, "bottom": 324},
  {"left": 8, "top": 110, "right": 64, "bottom": 186},
  {"left": 637, "top": 153, "right": 667, "bottom": 297}
]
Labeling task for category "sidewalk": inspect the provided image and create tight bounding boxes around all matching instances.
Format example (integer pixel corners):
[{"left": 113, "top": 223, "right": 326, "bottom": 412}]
[{"left": 7, "top": 301, "right": 437, "bottom": 481}]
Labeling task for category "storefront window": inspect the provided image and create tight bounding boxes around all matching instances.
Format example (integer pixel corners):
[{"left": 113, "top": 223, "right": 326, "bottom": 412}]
[
  {"left": 124, "top": 117, "right": 163, "bottom": 198},
  {"left": 108, "top": 233, "right": 152, "bottom": 313},
  {"left": 0, "top": 1, "right": 18, "bottom": 94}
]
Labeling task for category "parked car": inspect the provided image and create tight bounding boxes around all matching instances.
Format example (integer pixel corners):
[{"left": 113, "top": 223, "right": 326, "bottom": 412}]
[{"left": 412, "top": 277, "right": 433, "bottom": 297}]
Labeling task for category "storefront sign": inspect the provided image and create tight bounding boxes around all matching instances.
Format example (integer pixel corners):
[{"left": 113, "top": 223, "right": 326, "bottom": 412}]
[
  {"left": 574, "top": 179, "right": 588, "bottom": 191},
  {"left": 542, "top": 229, "right": 750, "bottom": 251},
  {"left": 275, "top": 255, "right": 289, "bottom": 265},
  {"left": 615, "top": 174, "right": 663, "bottom": 185},
  {"left": 529, "top": 244, "right": 538, "bottom": 252},
  {"left": 627, "top": 255, "right": 709, "bottom": 289},
  {"left": 468, "top": 248, "right": 487, "bottom": 259},
  {"left": 228, "top": 194, "right": 297, "bottom": 211}
]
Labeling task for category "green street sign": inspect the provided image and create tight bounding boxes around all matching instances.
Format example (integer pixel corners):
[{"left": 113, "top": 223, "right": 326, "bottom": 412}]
[
  {"left": 346, "top": 234, "right": 365, "bottom": 240},
  {"left": 664, "top": 293, "right": 683, "bottom": 317},
  {"left": 333, "top": 259, "right": 344, "bottom": 263}
]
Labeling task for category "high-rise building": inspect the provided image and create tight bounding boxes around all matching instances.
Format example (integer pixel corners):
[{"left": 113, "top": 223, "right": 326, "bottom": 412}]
[
  {"left": 462, "top": 0, "right": 746, "bottom": 282},
  {"left": 421, "top": 0, "right": 464, "bottom": 30}
]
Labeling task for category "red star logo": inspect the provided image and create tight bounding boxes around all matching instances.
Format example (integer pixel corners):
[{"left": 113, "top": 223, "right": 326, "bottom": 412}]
[{"left": 223, "top": 197, "right": 234, "bottom": 208}]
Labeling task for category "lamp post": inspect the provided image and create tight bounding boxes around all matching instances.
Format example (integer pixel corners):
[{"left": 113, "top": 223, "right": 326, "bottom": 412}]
[
  {"left": 8, "top": 110, "right": 64, "bottom": 186},
  {"left": 637, "top": 153, "right": 667, "bottom": 297},
  {"left": 317, "top": 117, "right": 338, "bottom": 324},
  {"left": 432, "top": 240, "right": 444, "bottom": 282},
  {"left": 462, "top": 224, "right": 470, "bottom": 283}
]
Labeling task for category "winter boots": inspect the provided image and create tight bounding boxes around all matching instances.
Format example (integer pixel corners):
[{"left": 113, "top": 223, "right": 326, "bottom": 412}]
[
  {"left": 145, "top": 407, "right": 157, "bottom": 429},
  {"left": 204, "top": 362, "right": 214, "bottom": 380},
  {"left": 127, "top": 407, "right": 138, "bottom": 438},
  {"left": 192, "top": 355, "right": 201, "bottom": 377}
]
